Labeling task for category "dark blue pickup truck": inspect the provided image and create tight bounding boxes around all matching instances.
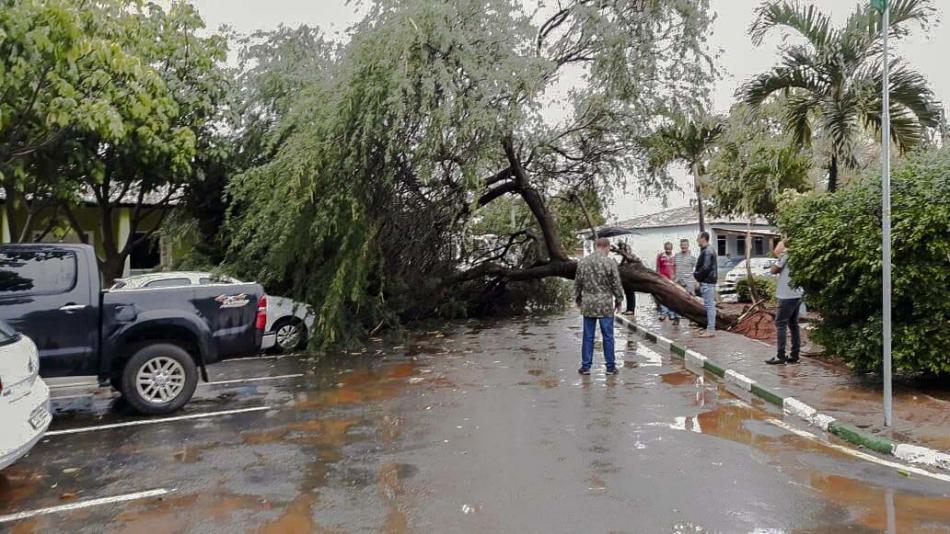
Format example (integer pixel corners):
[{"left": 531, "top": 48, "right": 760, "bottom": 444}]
[{"left": 0, "top": 244, "right": 275, "bottom": 414}]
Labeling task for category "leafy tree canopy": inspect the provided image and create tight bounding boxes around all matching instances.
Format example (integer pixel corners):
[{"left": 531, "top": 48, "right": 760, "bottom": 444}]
[
  {"left": 225, "top": 0, "right": 718, "bottom": 345},
  {"left": 778, "top": 147, "right": 950, "bottom": 376}
]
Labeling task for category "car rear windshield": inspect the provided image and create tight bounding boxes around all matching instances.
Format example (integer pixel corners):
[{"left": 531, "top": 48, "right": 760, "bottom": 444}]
[{"left": 0, "top": 249, "right": 77, "bottom": 296}]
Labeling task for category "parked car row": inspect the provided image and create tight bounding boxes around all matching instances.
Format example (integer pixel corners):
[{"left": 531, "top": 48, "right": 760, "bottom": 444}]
[{"left": 0, "top": 244, "right": 315, "bottom": 471}]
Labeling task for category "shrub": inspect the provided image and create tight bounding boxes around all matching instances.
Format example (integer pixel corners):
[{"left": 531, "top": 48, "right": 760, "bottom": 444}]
[
  {"left": 778, "top": 148, "right": 950, "bottom": 376},
  {"left": 735, "top": 276, "right": 776, "bottom": 304}
]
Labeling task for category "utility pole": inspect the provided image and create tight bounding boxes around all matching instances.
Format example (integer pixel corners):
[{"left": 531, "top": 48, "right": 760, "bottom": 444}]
[{"left": 873, "top": 0, "right": 893, "bottom": 427}]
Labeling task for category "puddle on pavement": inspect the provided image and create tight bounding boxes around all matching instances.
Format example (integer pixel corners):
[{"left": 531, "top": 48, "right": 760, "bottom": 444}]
[
  {"left": 260, "top": 493, "right": 325, "bottom": 534},
  {"left": 807, "top": 473, "right": 950, "bottom": 533},
  {"left": 0, "top": 467, "right": 43, "bottom": 510},
  {"left": 109, "top": 490, "right": 271, "bottom": 533}
]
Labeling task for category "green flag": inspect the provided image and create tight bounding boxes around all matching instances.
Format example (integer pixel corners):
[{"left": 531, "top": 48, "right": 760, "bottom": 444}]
[{"left": 871, "top": 0, "right": 887, "bottom": 12}]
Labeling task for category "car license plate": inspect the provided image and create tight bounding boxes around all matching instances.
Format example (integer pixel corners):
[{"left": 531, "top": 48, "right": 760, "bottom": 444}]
[{"left": 29, "top": 406, "right": 50, "bottom": 430}]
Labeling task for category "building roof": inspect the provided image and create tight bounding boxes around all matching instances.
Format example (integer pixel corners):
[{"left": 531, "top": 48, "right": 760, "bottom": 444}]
[{"left": 612, "top": 206, "right": 771, "bottom": 230}]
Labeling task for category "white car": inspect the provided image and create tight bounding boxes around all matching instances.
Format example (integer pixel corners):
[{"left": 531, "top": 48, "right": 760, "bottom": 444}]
[
  {"left": 111, "top": 272, "right": 316, "bottom": 353},
  {"left": 719, "top": 257, "right": 778, "bottom": 293},
  {"left": 0, "top": 321, "right": 51, "bottom": 470}
]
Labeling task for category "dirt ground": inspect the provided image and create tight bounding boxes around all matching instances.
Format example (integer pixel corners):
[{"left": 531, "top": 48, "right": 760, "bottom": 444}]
[{"left": 724, "top": 302, "right": 820, "bottom": 354}]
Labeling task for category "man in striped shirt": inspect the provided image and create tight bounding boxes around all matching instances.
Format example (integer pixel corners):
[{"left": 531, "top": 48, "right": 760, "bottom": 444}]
[{"left": 673, "top": 238, "right": 696, "bottom": 301}]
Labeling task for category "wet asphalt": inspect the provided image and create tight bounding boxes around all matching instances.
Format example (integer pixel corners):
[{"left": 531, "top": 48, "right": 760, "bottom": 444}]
[{"left": 1, "top": 313, "right": 949, "bottom": 533}]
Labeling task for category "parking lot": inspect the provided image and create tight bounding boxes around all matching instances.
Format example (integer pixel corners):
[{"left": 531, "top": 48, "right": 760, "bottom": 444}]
[{"left": 2, "top": 314, "right": 949, "bottom": 533}]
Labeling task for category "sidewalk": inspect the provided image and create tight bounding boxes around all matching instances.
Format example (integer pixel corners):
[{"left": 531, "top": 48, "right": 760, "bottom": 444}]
[{"left": 617, "top": 308, "right": 950, "bottom": 470}]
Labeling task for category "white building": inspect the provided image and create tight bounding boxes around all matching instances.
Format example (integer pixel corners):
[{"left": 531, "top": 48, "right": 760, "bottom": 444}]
[{"left": 581, "top": 206, "right": 779, "bottom": 266}]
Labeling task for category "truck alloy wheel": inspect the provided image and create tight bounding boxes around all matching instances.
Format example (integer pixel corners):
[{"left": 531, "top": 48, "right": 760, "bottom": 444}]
[{"left": 121, "top": 343, "right": 198, "bottom": 415}]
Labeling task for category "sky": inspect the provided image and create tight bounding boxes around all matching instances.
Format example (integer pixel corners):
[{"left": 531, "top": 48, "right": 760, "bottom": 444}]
[{"left": 188, "top": 0, "right": 950, "bottom": 221}]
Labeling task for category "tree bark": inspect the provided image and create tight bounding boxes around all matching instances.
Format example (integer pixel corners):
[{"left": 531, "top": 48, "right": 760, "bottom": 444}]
[
  {"left": 744, "top": 217, "right": 758, "bottom": 304},
  {"left": 693, "top": 163, "right": 706, "bottom": 233},
  {"left": 828, "top": 153, "right": 838, "bottom": 193}
]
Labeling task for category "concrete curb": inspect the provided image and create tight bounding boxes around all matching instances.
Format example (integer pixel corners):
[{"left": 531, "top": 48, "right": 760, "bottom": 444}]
[{"left": 615, "top": 314, "right": 949, "bottom": 473}]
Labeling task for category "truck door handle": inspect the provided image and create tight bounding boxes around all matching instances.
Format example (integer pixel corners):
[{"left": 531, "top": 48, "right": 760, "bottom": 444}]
[{"left": 59, "top": 303, "right": 88, "bottom": 312}]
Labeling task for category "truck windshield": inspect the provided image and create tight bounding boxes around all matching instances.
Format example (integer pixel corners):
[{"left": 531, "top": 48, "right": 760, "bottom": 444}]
[{"left": 0, "top": 249, "right": 77, "bottom": 295}]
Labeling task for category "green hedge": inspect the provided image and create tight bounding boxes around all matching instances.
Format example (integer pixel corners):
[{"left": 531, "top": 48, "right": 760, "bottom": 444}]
[
  {"left": 735, "top": 276, "right": 776, "bottom": 304},
  {"left": 778, "top": 148, "right": 950, "bottom": 376}
]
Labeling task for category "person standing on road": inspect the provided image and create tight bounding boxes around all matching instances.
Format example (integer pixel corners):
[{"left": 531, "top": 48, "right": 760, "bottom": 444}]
[
  {"left": 655, "top": 242, "right": 678, "bottom": 323},
  {"left": 693, "top": 231, "right": 717, "bottom": 337},
  {"left": 575, "top": 237, "right": 625, "bottom": 375},
  {"left": 617, "top": 241, "right": 637, "bottom": 315},
  {"left": 766, "top": 240, "right": 803, "bottom": 365},
  {"left": 674, "top": 238, "right": 696, "bottom": 300}
]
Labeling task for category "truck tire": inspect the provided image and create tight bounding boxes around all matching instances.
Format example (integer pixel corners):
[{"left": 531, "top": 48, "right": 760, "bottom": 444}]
[{"left": 120, "top": 343, "right": 198, "bottom": 415}]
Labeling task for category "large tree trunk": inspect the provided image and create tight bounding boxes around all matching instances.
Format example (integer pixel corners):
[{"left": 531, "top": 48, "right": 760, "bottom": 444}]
[
  {"left": 456, "top": 256, "right": 739, "bottom": 330},
  {"left": 463, "top": 139, "right": 739, "bottom": 330}
]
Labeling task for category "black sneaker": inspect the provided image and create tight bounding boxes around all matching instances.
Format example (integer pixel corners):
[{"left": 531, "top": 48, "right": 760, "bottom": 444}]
[
  {"left": 605, "top": 367, "right": 619, "bottom": 375},
  {"left": 578, "top": 367, "right": 591, "bottom": 375},
  {"left": 786, "top": 357, "right": 800, "bottom": 364},
  {"left": 765, "top": 357, "right": 787, "bottom": 365}
]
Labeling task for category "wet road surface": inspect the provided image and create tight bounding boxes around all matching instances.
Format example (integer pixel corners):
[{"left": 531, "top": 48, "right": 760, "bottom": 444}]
[{"left": 1, "top": 313, "right": 949, "bottom": 532}]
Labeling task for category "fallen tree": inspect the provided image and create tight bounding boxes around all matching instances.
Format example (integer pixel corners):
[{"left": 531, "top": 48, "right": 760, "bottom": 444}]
[{"left": 224, "top": 0, "right": 730, "bottom": 345}]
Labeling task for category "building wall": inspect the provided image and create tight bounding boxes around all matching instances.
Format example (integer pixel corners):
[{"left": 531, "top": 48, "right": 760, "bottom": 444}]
[
  {"left": 582, "top": 223, "right": 778, "bottom": 268},
  {"left": 0, "top": 203, "right": 174, "bottom": 277}
]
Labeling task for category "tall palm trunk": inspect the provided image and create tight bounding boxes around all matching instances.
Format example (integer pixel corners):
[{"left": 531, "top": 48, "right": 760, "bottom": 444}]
[
  {"left": 693, "top": 163, "right": 706, "bottom": 232},
  {"left": 828, "top": 153, "right": 838, "bottom": 193}
]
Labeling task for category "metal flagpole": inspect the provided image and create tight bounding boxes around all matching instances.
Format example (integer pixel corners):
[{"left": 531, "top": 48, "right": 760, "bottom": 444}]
[{"left": 880, "top": 1, "right": 893, "bottom": 427}]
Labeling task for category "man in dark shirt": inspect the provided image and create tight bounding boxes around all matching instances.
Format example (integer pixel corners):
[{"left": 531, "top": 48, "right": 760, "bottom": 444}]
[{"left": 692, "top": 231, "right": 718, "bottom": 337}]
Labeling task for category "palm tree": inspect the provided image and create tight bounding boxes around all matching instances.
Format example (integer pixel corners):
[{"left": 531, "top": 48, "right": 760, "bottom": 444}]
[
  {"left": 740, "top": 0, "right": 942, "bottom": 192},
  {"left": 644, "top": 115, "right": 725, "bottom": 232}
]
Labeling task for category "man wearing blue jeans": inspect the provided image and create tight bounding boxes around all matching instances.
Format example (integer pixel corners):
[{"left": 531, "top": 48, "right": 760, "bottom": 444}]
[
  {"left": 575, "top": 238, "right": 625, "bottom": 375},
  {"left": 692, "top": 231, "right": 718, "bottom": 338}
]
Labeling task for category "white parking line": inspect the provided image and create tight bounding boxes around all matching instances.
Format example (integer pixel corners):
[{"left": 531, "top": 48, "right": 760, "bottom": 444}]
[
  {"left": 766, "top": 418, "right": 950, "bottom": 483},
  {"left": 0, "top": 488, "right": 173, "bottom": 523},
  {"left": 46, "top": 406, "right": 273, "bottom": 436},
  {"left": 202, "top": 373, "right": 303, "bottom": 386},
  {"left": 228, "top": 353, "right": 301, "bottom": 362}
]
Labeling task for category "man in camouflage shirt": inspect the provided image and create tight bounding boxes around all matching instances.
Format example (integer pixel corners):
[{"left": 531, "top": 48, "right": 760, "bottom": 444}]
[{"left": 574, "top": 238, "right": 625, "bottom": 375}]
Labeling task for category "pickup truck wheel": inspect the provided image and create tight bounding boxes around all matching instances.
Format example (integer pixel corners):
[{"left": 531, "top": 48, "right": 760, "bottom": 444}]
[
  {"left": 121, "top": 344, "right": 198, "bottom": 415},
  {"left": 272, "top": 318, "right": 307, "bottom": 353}
]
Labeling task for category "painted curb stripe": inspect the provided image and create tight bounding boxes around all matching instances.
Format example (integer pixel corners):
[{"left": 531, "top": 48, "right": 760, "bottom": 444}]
[
  {"left": 894, "top": 444, "right": 950, "bottom": 471},
  {"left": 751, "top": 383, "right": 785, "bottom": 406},
  {"left": 702, "top": 359, "right": 726, "bottom": 378},
  {"left": 614, "top": 314, "right": 950, "bottom": 472},
  {"left": 725, "top": 370, "right": 755, "bottom": 392},
  {"left": 828, "top": 422, "right": 895, "bottom": 455},
  {"left": 0, "top": 488, "right": 173, "bottom": 523}
]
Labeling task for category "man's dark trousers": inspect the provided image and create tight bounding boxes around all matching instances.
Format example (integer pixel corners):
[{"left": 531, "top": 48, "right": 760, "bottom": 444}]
[
  {"left": 776, "top": 298, "right": 802, "bottom": 360},
  {"left": 581, "top": 316, "right": 616, "bottom": 370}
]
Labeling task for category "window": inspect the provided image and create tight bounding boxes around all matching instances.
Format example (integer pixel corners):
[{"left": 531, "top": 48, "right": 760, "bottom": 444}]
[
  {"left": 0, "top": 249, "right": 77, "bottom": 296},
  {"left": 753, "top": 236, "right": 766, "bottom": 256},
  {"left": 130, "top": 233, "right": 161, "bottom": 270},
  {"left": 716, "top": 235, "right": 727, "bottom": 256},
  {"left": 144, "top": 278, "right": 191, "bottom": 289},
  {"left": 736, "top": 235, "right": 746, "bottom": 255}
]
